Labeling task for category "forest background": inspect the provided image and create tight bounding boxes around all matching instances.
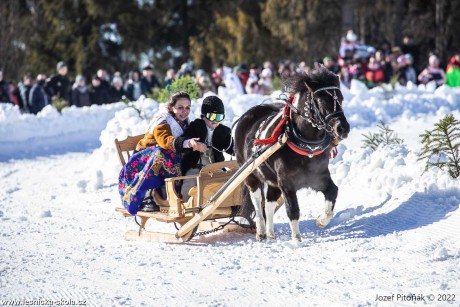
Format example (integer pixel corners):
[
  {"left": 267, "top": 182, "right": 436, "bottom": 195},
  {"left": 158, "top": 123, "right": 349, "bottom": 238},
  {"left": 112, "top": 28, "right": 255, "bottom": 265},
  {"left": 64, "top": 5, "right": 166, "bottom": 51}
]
[{"left": 1, "top": 0, "right": 459, "bottom": 80}]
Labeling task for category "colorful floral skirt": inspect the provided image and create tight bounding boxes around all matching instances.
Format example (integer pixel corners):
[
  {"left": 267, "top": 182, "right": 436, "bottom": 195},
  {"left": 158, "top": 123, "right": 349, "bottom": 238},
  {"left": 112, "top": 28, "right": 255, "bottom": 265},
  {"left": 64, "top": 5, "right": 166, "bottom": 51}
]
[{"left": 118, "top": 146, "right": 182, "bottom": 215}]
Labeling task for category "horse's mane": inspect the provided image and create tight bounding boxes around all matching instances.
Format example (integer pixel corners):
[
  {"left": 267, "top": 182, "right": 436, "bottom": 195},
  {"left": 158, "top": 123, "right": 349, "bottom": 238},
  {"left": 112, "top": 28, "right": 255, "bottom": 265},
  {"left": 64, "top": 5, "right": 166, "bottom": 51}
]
[{"left": 284, "top": 66, "right": 339, "bottom": 94}]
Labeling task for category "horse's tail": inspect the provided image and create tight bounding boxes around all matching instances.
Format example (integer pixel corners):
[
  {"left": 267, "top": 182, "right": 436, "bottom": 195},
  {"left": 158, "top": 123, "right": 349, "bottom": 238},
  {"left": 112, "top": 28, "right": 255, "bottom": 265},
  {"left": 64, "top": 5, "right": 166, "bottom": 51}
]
[{"left": 238, "top": 183, "right": 256, "bottom": 225}]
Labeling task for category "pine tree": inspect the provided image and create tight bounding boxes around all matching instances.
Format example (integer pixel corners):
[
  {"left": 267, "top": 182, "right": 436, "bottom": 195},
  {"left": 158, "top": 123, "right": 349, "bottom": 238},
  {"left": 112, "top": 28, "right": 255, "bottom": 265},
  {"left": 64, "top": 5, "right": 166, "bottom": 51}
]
[
  {"left": 190, "top": 1, "right": 286, "bottom": 69},
  {"left": 0, "top": 0, "right": 32, "bottom": 80},
  {"left": 148, "top": 76, "right": 199, "bottom": 103},
  {"left": 261, "top": 0, "right": 341, "bottom": 64},
  {"left": 417, "top": 114, "right": 460, "bottom": 179},
  {"left": 24, "top": 0, "right": 156, "bottom": 78},
  {"left": 361, "top": 121, "right": 404, "bottom": 151}
]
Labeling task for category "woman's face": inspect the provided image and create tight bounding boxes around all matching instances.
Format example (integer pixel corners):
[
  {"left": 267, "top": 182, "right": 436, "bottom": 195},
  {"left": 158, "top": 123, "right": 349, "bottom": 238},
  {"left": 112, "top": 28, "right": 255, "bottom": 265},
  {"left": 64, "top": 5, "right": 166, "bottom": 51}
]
[
  {"left": 203, "top": 117, "right": 220, "bottom": 129},
  {"left": 429, "top": 57, "right": 439, "bottom": 67},
  {"left": 172, "top": 98, "right": 191, "bottom": 121}
]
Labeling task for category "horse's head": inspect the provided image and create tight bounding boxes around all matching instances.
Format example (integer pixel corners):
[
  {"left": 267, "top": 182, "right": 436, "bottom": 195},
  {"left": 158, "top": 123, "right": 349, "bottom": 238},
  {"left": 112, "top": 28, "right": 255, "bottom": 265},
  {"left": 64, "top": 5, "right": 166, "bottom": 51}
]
[{"left": 287, "top": 66, "right": 350, "bottom": 142}]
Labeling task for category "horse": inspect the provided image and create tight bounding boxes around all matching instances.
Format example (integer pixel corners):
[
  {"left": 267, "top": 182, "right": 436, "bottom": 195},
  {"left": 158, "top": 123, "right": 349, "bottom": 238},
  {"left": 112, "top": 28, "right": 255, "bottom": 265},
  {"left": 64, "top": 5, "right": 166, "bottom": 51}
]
[{"left": 234, "top": 66, "right": 350, "bottom": 241}]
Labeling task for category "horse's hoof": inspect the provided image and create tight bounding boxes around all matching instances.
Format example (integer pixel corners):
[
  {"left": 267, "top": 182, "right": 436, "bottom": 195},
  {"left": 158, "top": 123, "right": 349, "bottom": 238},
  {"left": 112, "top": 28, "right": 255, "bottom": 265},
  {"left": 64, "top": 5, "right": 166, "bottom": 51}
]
[
  {"left": 267, "top": 233, "right": 275, "bottom": 240},
  {"left": 256, "top": 233, "right": 267, "bottom": 241},
  {"left": 316, "top": 213, "right": 333, "bottom": 228},
  {"left": 316, "top": 219, "right": 327, "bottom": 228},
  {"left": 292, "top": 234, "right": 302, "bottom": 242}
]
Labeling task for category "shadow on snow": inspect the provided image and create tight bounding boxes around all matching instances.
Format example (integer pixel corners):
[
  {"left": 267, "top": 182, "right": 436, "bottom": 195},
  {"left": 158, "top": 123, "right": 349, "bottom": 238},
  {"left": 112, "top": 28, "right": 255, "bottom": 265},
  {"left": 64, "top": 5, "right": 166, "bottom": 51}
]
[{"left": 295, "top": 188, "right": 460, "bottom": 240}]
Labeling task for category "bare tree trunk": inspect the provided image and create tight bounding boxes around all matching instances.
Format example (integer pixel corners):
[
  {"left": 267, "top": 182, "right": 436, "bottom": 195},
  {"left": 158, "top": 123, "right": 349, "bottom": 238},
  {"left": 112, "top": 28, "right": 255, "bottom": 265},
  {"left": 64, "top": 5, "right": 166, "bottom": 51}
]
[
  {"left": 341, "top": 0, "right": 355, "bottom": 37},
  {"left": 393, "top": 0, "right": 405, "bottom": 47},
  {"left": 435, "top": 0, "right": 447, "bottom": 61},
  {"left": 0, "top": 1, "right": 30, "bottom": 80},
  {"left": 180, "top": 0, "right": 189, "bottom": 62},
  {"left": 359, "top": 8, "right": 366, "bottom": 44}
]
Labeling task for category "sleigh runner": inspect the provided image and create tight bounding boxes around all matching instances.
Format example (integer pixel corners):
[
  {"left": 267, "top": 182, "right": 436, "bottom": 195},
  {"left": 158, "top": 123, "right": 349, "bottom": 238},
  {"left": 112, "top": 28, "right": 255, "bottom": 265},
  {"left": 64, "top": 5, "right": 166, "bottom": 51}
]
[{"left": 115, "top": 133, "right": 285, "bottom": 243}]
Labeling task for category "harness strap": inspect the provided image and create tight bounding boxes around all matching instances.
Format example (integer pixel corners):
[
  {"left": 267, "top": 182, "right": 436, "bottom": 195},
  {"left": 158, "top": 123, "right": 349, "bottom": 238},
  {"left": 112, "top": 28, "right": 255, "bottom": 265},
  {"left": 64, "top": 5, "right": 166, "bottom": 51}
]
[
  {"left": 286, "top": 141, "right": 325, "bottom": 157},
  {"left": 254, "top": 103, "right": 290, "bottom": 145}
]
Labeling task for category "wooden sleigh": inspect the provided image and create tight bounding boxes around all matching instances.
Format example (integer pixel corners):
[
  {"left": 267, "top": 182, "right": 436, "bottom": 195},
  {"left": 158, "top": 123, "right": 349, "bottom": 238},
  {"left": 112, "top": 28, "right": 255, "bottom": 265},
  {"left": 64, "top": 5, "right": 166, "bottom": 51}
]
[{"left": 115, "top": 134, "right": 286, "bottom": 243}]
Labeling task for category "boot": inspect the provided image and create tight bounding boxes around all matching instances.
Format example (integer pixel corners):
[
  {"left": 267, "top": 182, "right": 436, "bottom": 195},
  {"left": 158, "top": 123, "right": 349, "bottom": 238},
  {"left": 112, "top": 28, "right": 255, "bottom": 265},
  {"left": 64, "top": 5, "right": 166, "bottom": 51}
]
[{"left": 139, "top": 196, "right": 160, "bottom": 212}]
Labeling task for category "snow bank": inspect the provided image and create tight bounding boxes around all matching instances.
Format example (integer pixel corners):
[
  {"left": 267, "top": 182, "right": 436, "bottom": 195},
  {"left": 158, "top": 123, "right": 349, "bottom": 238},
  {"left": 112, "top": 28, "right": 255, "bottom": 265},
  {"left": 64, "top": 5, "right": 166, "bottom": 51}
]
[
  {"left": 346, "top": 83, "right": 460, "bottom": 127},
  {"left": 0, "top": 102, "right": 125, "bottom": 160}
]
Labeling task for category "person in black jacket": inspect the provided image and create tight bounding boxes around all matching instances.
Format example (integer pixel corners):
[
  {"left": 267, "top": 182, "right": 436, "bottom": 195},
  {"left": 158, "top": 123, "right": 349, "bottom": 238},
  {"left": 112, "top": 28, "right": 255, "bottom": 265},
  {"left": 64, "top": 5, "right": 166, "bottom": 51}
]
[
  {"left": 179, "top": 96, "right": 234, "bottom": 199},
  {"left": 109, "top": 76, "right": 125, "bottom": 103},
  {"left": 140, "top": 65, "right": 161, "bottom": 95},
  {"left": 17, "top": 74, "right": 33, "bottom": 113},
  {"left": 29, "top": 74, "right": 50, "bottom": 114},
  {"left": 89, "top": 75, "right": 110, "bottom": 105},
  {"left": 71, "top": 75, "right": 91, "bottom": 107},
  {"left": 44, "top": 61, "right": 71, "bottom": 102},
  {"left": 124, "top": 70, "right": 142, "bottom": 101},
  {"left": 0, "top": 70, "right": 12, "bottom": 103}
]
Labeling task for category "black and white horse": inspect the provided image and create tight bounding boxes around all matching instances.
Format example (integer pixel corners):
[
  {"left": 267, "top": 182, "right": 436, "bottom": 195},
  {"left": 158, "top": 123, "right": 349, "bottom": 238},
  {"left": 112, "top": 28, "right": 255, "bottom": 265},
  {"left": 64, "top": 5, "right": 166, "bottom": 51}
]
[{"left": 235, "top": 67, "right": 350, "bottom": 241}]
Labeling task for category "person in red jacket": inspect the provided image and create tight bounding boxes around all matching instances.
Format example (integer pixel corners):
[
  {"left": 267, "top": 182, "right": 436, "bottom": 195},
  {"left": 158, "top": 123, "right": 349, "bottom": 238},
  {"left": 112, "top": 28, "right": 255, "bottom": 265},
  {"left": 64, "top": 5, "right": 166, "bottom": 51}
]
[{"left": 446, "top": 53, "right": 460, "bottom": 87}]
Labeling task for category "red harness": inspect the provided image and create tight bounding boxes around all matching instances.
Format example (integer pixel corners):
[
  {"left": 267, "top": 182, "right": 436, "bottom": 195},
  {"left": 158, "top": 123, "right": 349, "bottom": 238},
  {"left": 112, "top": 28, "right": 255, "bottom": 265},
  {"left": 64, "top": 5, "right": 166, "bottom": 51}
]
[
  {"left": 254, "top": 95, "right": 338, "bottom": 159},
  {"left": 254, "top": 103, "right": 290, "bottom": 146}
]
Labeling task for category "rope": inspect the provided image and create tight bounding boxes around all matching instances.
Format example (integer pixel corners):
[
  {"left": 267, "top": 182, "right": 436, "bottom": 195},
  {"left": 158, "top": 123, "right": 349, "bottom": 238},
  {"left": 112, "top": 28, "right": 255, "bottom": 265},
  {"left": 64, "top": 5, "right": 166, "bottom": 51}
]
[{"left": 134, "top": 216, "right": 142, "bottom": 236}]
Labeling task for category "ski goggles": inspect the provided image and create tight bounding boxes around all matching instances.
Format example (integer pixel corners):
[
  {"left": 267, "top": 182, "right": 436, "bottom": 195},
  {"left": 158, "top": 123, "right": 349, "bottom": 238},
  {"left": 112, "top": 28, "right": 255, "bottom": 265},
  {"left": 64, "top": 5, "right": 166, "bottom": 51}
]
[{"left": 204, "top": 112, "right": 225, "bottom": 122}]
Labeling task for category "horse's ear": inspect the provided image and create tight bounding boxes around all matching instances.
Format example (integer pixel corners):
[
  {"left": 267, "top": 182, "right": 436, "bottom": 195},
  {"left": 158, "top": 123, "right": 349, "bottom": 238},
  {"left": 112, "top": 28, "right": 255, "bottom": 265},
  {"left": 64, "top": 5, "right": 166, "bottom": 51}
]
[{"left": 314, "top": 62, "right": 323, "bottom": 70}]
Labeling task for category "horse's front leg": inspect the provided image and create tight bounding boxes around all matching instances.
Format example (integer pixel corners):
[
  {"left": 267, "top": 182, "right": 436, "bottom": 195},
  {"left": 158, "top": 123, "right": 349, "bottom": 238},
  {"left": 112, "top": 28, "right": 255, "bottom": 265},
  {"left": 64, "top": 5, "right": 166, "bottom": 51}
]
[
  {"left": 280, "top": 187, "right": 302, "bottom": 241},
  {"left": 264, "top": 185, "right": 282, "bottom": 240},
  {"left": 250, "top": 187, "right": 266, "bottom": 241},
  {"left": 317, "top": 178, "right": 338, "bottom": 228}
]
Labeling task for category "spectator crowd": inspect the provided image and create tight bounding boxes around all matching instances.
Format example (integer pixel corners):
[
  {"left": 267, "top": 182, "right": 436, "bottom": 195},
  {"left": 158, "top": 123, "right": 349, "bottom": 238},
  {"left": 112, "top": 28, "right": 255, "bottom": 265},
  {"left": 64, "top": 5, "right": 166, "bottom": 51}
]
[{"left": 1, "top": 29, "right": 459, "bottom": 115}]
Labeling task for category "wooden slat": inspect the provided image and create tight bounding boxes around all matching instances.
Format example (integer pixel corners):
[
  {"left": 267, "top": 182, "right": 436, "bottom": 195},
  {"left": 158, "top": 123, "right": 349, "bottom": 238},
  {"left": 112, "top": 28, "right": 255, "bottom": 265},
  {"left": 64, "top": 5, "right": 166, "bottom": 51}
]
[
  {"left": 125, "top": 230, "right": 184, "bottom": 243},
  {"left": 164, "top": 174, "right": 200, "bottom": 182},
  {"left": 115, "top": 207, "right": 190, "bottom": 223},
  {"left": 114, "top": 134, "right": 144, "bottom": 166},
  {"left": 199, "top": 160, "right": 239, "bottom": 174}
]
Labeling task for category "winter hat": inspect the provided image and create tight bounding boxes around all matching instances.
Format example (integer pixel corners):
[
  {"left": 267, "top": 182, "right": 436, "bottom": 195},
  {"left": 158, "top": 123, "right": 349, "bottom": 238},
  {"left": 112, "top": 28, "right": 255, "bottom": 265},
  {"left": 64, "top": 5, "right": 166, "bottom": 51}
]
[
  {"left": 75, "top": 75, "right": 85, "bottom": 83},
  {"left": 404, "top": 53, "right": 413, "bottom": 60},
  {"left": 346, "top": 30, "right": 357, "bottom": 42},
  {"left": 201, "top": 96, "right": 225, "bottom": 115},
  {"left": 56, "top": 61, "right": 67, "bottom": 70},
  {"left": 143, "top": 64, "right": 153, "bottom": 71}
]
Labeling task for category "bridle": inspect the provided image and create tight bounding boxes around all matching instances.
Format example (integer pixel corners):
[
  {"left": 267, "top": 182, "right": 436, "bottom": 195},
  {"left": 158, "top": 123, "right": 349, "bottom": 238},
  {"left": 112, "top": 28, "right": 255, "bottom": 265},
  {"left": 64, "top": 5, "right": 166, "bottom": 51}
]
[{"left": 285, "top": 85, "right": 344, "bottom": 133}]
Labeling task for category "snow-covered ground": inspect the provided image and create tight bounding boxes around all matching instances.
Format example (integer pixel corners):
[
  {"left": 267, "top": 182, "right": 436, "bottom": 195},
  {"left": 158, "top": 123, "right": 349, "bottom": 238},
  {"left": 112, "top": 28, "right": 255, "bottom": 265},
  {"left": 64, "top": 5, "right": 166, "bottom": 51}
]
[{"left": 1, "top": 81, "right": 459, "bottom": 306}]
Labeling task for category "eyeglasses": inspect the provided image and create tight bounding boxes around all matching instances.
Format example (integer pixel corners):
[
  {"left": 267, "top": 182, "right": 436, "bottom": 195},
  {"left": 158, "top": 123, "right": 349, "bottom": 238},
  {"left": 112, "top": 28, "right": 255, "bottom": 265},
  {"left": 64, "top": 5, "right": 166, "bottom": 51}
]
[{"left": 204, "top": 112, "right": 225, "bottom": 122}]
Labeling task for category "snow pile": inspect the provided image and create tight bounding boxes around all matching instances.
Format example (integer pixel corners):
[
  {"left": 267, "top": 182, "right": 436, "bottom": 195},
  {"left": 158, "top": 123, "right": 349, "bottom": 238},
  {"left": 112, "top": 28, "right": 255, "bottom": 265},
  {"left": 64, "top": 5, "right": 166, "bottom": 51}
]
[
  {"left": 0, "top": 102, "right": 125, "bottom": 160},
  {"left": 346, "top": 81, "right": 460, "bottom": 127}
]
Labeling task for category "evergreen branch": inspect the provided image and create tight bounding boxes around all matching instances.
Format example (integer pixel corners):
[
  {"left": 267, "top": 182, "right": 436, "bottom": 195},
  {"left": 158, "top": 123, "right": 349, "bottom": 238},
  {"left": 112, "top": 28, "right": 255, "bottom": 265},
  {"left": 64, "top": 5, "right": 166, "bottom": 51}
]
[
  {"left": 361, "top": 120, "right": 404, "bottom": 151},
  {"left": 417, "top": 114, "right": 460, "bottom": 178}
]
